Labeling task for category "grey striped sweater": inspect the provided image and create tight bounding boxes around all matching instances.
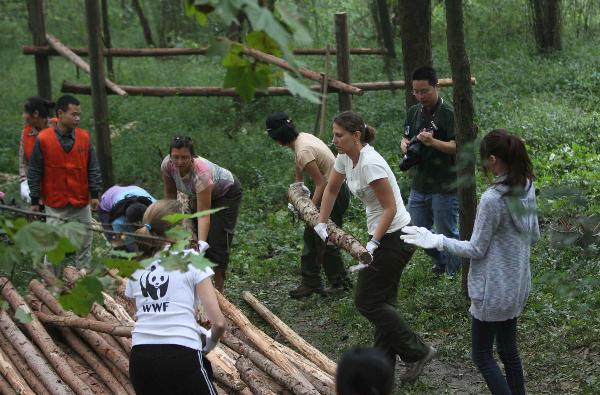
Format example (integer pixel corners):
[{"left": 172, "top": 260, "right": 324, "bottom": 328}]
[{"left": 442, "top": 180, "right": 540, "bottom": 321}]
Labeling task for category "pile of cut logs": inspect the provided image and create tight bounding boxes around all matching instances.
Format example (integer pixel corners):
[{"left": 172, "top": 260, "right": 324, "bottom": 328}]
[{"left": 0, "top": 266, "right": 337, "bottom": 395}]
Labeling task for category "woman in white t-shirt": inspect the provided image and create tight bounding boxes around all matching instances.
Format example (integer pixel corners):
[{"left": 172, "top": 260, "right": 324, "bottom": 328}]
[
  {"left": 126, "top": 199, "right": 225, "bottom": 394},
  {"left": 315, "top": 111, "right": 436, "bottom": 383}
]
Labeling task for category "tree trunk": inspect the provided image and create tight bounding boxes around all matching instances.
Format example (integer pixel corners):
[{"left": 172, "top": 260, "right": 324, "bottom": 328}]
[
  {"left": 0, "top": 309, "right": 74, "bottom": 395},
  {"left": 0, "top": 373, "right": 17, "bottom": 395},
  {"left": 398, "top": 0, "right": 432, "bottom": 108},
  {"left": 215, "top": 292, "right": 321, "bottom": 395},
  {"left": 0, "top": 279, "right": 90, "bottom": 394},
  {"left": 222, "top": 332, "right": 314, "bottom": 395},
  {"left": 54, "top": 341, "right": 112, "bottom": 395},
  {"left": 374, "top": 0, "right": 396, "bottom": 71},
  {"left": 207, "top": 353, "right": 250, "bottom": 393},
  {"left": 0, "top": 330, "right": 51, "bottom": 395},
  {"left": 445, "top": 0, "right": 478, "bottom": 297},
  {"left": 243, "top": 291, "right": 337, "bottom": 376},
  {"left": 131, "top": 0, "right": 155, "bottom": 46},
  {"left": 529, "top": 0, "right": 562, "bottom": 53},
  {"left": 34, "top": 311, "right": 132, "bottom": 337},
  {"left": 100, "top": 0, "right": 114, "bottom": 79},
  {"left": 235, "top": 357, "right": 279, "bottom": 395},
  {"left": 288, "top": 183, "right": 372, "bottom": 264},
  {"left": 0, "top": 346, "right": 35, "bottom": 395}
]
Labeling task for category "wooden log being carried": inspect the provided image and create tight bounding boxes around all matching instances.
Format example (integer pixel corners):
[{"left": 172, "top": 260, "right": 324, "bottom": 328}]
[
  {"left": 243, "top": 291, "right": 337, "bottom": 376},
  {"left": 288, "top": 182, "right": 372, "bottom": 264}
]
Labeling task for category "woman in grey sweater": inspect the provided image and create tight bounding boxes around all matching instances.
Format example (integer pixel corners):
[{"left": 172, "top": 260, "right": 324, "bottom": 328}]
[{"left": 401, "top": 129, "right": 539, "bottom": 394}]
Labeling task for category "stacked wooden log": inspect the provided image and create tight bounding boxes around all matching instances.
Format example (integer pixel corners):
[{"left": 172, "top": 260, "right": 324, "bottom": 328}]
[{"left": 0, "top": 267, "right": 337, "bottom": 394}]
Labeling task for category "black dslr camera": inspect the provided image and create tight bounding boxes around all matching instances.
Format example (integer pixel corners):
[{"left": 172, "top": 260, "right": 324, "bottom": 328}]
[{"left": 399, "top": 121, "right": 438, "bottom": 171}]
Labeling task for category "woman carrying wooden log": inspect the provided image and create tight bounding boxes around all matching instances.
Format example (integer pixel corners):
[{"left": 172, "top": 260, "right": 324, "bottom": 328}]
[
  {"left": 126, "top": 199, "right": 226, "bottom": 394},
  {"left": 314, "top": 111, "right": 436, "bottom": 383},
  {"left": 266, "top": 112, "right": 351, "bottom": 298},
  {"left": 18, "top": 96, "right": 57, "bottom": 204},
  {"left": 162, "top": 136, "right": 242, "bottom": 292}
]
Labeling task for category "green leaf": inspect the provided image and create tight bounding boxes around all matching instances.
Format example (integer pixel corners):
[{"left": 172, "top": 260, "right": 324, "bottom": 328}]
[
  {"left": 103, "top": 258, "right": 142, "bottom": 278},
  {"left": 14, "top": 307, "right": 33, "bottom": 324},
  {"left": 14, "top": 222, "right": 59, "bottom": 260},
  {"left": 162, "top": 208, "right": 223, "bottom": 224},
  {"left": 223, "top": 43, "right": 248, "bottom": 67},
  {"left": 276, "top": 4, "right": 313, "bottom": 46},
  {"left": 0, "top": 245, "right": 22, "bottom": 274},
  {"left": 109, "top": 250, "right": 139, "bottom": 259},
  {"left": 206, "top": 38, "right": 231, "bottom": 57},
  {"left": 161, "top": 254, "right": 188, "bottom": 271},
  {"left": 246, "top": 31, "right": 281, "bottom": 56},
  {"left": 284, "top": 72, "right": 321, "bottom": 104},
  {"left": 189, "top": 253, "right": 214, "bottom": 271},
  {"left": 46, "top": 237, "right": 77, "bottom": 265},
  {"left": 55, "top": 222, "right": 87, "bottom": 249},
  {"left": 165, "top": 227, "right": 192, "bottom": 242},
  {"left": 58, "top": 276, "right": 104, "bottom": 316}
]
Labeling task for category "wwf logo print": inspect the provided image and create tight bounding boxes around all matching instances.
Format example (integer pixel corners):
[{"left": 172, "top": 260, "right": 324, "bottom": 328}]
[{"left": 140, "top": 263, "right": 169, "bottom": 300}]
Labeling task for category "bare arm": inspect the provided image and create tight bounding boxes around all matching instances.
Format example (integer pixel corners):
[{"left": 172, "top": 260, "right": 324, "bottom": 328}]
[
  {"left": 196, "top": 186, "right": 213, "bottom": 242},
  {"left": 317, "top": 169, "right": 345, "bottom": 223},
  {"left": 400, "top": 137, "right": 410, "bottom": 154},
  {"left": 302, "top": 160, "right": 327, "bottom": 206},
  {"left": 196, "top": 278, "right": 226, "bottom": 340},
  {"left": 294, "top": 165, "right": 303, "bottom": 183},
  {"left": 18, "top": 135, "right": 27, "bottom": 182},
  {"left": 370, "top": 178, "right": 397, "bottom": 242},
  {"left": 163, "top": 173, "right": 177, "bottom": 199}
]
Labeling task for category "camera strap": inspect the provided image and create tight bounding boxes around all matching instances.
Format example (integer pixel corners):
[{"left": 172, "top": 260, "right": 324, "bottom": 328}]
[{"left": 415, "top": 97, "right": 444, "bottom": 136}]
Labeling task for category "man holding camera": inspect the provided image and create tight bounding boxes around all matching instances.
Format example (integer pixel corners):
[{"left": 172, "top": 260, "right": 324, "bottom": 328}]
[{"left": 400, "top": 66, "right": 460, "bottom": 277}]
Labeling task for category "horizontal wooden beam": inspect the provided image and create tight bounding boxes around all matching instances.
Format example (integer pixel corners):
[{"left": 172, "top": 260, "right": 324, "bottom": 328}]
[
  {"left": 62, "top": 77, "right": 475, "bottom": 97},
  {"left": 23, "top": 46, "right": 386, "bottom": 57}
]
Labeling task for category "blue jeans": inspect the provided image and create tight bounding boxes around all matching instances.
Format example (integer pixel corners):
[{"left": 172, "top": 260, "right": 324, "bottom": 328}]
[
  {"left": 408, "top": 191, "right": 461, "bottom": 275},
  {"left": 471, "top": 317, "right": 525, "bottom": 395}
]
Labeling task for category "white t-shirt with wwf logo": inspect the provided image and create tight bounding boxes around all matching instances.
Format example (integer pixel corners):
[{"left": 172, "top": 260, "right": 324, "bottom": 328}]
[{"left": 125, "top": 250, "right": 214, "bottom": 350}]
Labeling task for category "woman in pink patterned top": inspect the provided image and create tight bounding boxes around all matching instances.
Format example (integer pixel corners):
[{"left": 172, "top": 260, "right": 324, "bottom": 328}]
[{"left": 161, "top": 136, "right": 242, "bottom": 291}]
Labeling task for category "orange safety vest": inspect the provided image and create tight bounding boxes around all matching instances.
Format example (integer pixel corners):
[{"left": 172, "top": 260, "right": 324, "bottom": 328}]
[
  {"left": 38, "top": 127, "right": 90, "bottom": 208},
  {"left": 21, "top": 117, "right": 58, "bottom": 161}
]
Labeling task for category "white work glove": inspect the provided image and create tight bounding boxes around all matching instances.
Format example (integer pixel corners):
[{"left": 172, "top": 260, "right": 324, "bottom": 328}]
[
  {"left": 314, "top": 223, "right": 328, "bottom": 242},
  {"left": 202, "top": 329, "right": 219, "bottom": 354},
  {"left": 400, "top": 226, "right": 444, "bottom": 251},
  {"left": 291, "top": 183, "right": 311, "bottom": 197},
  {"left": 198, "top": 240, "right": 210, "bottom": 254},
  {"left": 365, "top": 239, "right": 380, "bottom": 255},
  {"left": 287, "top": 203, "right": 299, "bottom": 218},
  {"left": 20, "top": 181, "right": 31, "bottom": 203},
  {"left": 349, "top": 263, "right": 369, "bottom": 273}
]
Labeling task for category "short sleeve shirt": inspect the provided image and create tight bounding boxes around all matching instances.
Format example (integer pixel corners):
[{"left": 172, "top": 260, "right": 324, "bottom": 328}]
[
  {"left": 294, "top": 133, "right": 335, "bottom": 181},
  {"left": 403, "top": 97, "right": 457, "bottom": 194},
  {"left": 334, "top": 145, "right": 410, "bottom": 235},
  {"left": 161, "top": 156, "right": 235, "bottom": 200},
  {"left": 125, "top": 249, "right": 214, "bottom": 350}
]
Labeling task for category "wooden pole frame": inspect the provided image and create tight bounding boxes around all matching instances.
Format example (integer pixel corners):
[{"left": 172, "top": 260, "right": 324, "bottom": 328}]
[
  {"left": 335, "top": 12, "right": 352, "bottom": 111},
  {"left": 85, "top": 0, "right": 114, "bottom": 189},
  {"left": 26, "top": 0, "right": 51, "bottom": 99}
]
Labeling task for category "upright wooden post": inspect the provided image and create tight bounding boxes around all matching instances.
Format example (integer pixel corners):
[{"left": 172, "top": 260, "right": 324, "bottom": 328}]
[
  {"left": 335, "top": 12, "right": 352, "bottom": 111},
  {"left": 85, "top": 0, "right": 114, "bottom": 189},
  {"left": 27, "top": 0, "right": 52, "bottom": 99},
  {"left": 101, "top": 0, "right": 114, "bottom": 79}
]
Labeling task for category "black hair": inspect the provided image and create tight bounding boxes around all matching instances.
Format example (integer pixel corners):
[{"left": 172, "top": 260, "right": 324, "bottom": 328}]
[
  {"left": 412, "top": 66, "right": 438, "bottom": 86},
  {"left": 109, "top": 196, "right": 153, "bottom": 224},
  {"left": 266, "top": 112, "right": 299, "bottom": 144},
  {"left": 169, "top": 135, "right": 196, "bottom": 157},
  {"left": 336, "top": 347, "right": 394, "bottom": 395},
  {"left": 480, "top": 129, "right": 534, "bottom": 195},
  {"left": 333, "top": 111, "right": 376, "bottom": 144},
  {"left": 24, "top": 96, "right": 55, "bottom": 118},
  {"left": 55, "top": 95, "right": 80, "bottom": 115}
]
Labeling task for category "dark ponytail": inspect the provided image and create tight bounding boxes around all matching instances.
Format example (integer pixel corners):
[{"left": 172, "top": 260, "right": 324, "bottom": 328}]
[
  {"left": 24, "top": 96, "right": 55, "bottom": 118},
  {"left": 480, "top": 129, "right": 534, "bottom": 194},
  {"left": 333, "top": 111, "right": 377, "bottom": 144}
]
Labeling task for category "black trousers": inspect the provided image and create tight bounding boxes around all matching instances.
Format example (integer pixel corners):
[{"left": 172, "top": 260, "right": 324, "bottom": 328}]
[{"left": 130, "top": 344, "right": 217, "bottom": 395}]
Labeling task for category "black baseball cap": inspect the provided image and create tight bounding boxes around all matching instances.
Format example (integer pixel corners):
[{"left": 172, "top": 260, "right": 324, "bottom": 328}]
[{"left": 266, "top": 112, "right": 293, "bottom": 139}]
